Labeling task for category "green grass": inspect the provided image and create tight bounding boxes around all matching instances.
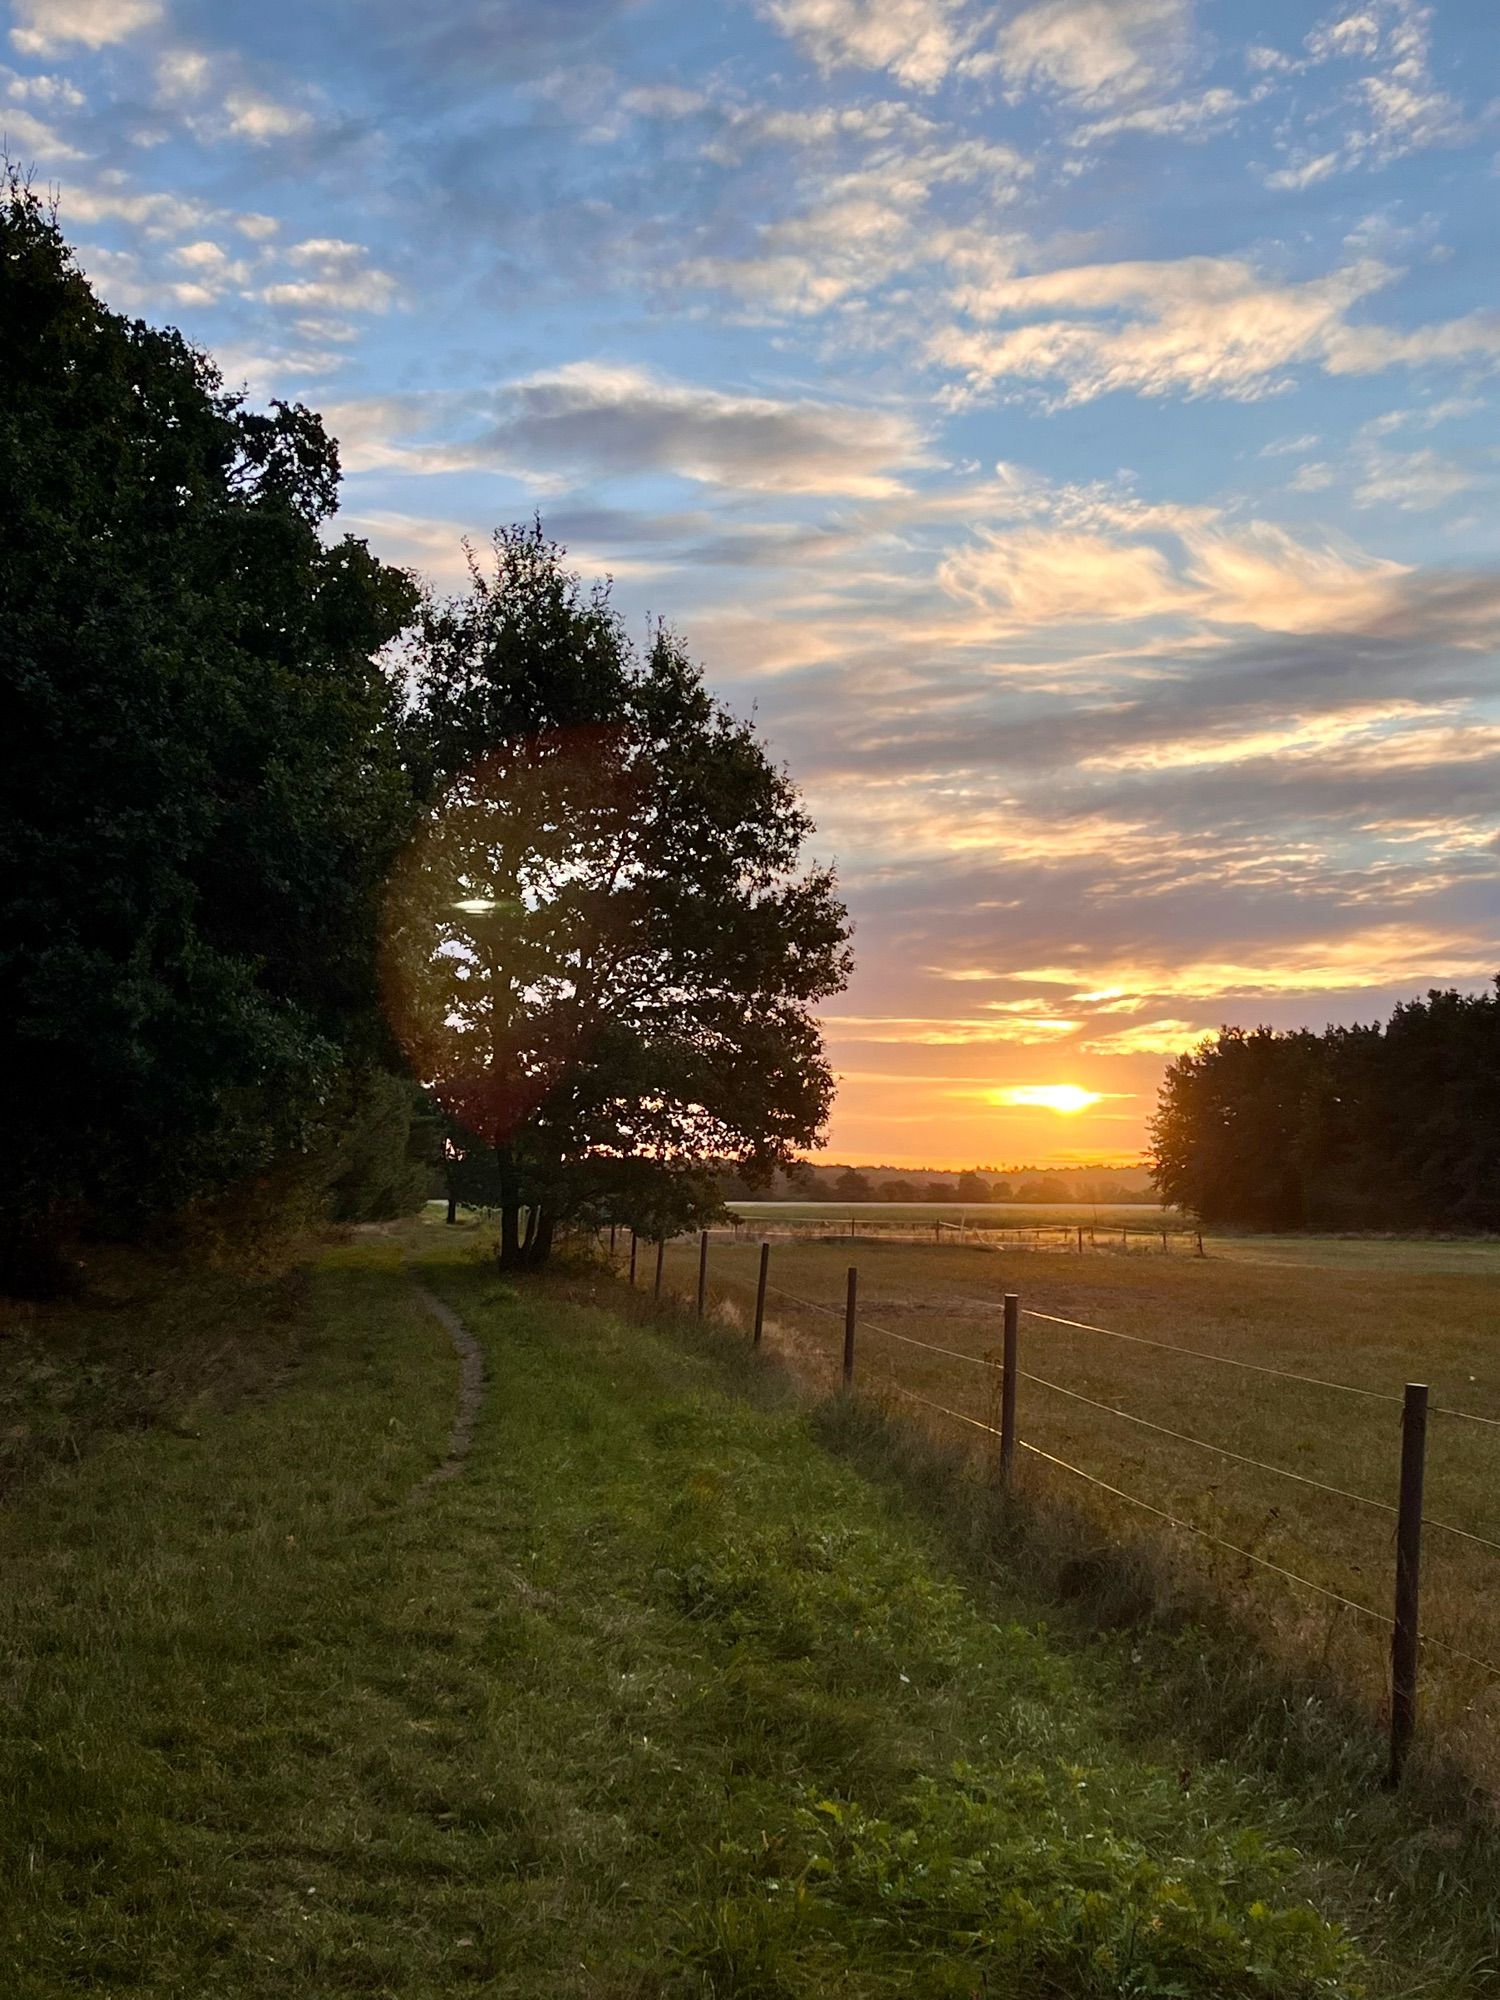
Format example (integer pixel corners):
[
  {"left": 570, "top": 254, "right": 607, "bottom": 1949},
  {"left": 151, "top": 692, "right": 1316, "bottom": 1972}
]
[
  {"left": 4, "top": 1228, "right": 1500, "bottom": 1994},
  {"left": 649, "top": 1229, "right": 1500, "bottom": 1784}
]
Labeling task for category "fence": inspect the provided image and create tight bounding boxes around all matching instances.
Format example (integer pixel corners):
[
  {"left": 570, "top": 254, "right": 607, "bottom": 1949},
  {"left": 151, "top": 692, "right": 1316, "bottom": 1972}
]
[
  {"left": 612, "top": 1225, "right": 1500, "bottom": 1787},
  {"left": 715, "top": 1214, "right": 1205, "bottom": 1257}
]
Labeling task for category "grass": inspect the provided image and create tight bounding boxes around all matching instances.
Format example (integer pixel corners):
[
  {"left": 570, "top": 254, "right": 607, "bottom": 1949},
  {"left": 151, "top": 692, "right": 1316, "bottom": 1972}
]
[
  {"left": 0, "top": 1242, "right": 316, "bottom": 1497},
  {"left": 4, "top": 1223, "right": 1500, "bottom": 1993},
  {"left": 650, "top": 1229, "right": 1500, "bottom": 1785}
]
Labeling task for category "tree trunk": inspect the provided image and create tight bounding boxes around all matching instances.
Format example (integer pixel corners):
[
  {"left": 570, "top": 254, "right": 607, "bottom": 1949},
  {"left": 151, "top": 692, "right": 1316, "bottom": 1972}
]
[
  {"left": 496, "top": 1144, "right": 523, "bottom": 1270},
  {"left": 525, "top": 1209, "right": 555, "bottom": 1267},
  {"left": 445, "top": 1194, "right": 457, "bottom": 1225}
]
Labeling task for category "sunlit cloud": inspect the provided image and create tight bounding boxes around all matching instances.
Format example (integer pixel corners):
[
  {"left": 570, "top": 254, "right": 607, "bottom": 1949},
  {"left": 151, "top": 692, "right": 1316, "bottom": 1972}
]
[
  {"left": 1079, "top": 1017, "right": 1211, "bottom": 1055},
  {"left": 1009, "top": 924, "right": 1499, "bottom": 1003}
]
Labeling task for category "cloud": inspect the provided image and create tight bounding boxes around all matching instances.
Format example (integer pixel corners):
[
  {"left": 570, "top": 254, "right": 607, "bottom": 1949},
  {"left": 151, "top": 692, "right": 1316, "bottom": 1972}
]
[
  {"left": 940, "top": 516, "right": 1411, "bottom": 636},
  {"left": 940, "top": 526, "right": 1190, "bottom": 625},
  {"left": 1352, "top": 445, "right": 1477, "bottom": 511},
  {"left": 1264, "top": 150, "right": 1342, "bottom": 190},
  {"left": 1010, "top": 924, "right": 1500, "bottom": 1001},
  {"left": 56, "top": 179, "right": 279, "bottom": 245},
  {"left": 1264, "top": 0, "right": 1468, "bottom": 186},
  {"left": 1079, "top": 700, "right": 1446, "bottom": 773},
  {"left": 261, "top": 239, "right": 398, "bottom": 315},
  {"left": 930, "top": 251, "right": 1500, "bottom": 406},
  {"left": 1069, "top": 84, "right": 1244, "bottom": 146},
  {"left": 222, "top": 89, "right": 315, "bottom": 143},
  {"left": 1079, "top": 1018, "right": 1211, "bottom": 1054},
  {"left": 332, "top": 363, "right": 930, "bottom": 497},
  {"left": 10, "top": 0, "right": 159, "bottom": 54},
  {"left": 980, "top": 0, "right": 1193, "bottom": 106},
  {"left": 757, "top": 0, "right": 971, "bottom": 91},
  {"left": 0, "top": 100, "right": 82, "bottom": 157},
  {"left": 675, "top": 127, "right": 1031, "bottom": 318}
]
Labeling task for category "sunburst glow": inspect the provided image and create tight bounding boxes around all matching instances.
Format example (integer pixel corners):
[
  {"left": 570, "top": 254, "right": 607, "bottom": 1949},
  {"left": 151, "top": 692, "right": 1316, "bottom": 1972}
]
[{"left": 995, "top": 1084, "right": 1103, "bottom": 1115}]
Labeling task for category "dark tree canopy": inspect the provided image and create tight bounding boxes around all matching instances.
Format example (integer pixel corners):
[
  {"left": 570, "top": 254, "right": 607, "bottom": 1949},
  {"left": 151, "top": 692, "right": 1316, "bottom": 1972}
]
[
  {"left": 1, "top": 176, "right": 420, "bottom": 1279},
  {"left": 1150, "top": 983, "right": 1500, "bottom": 1230},
  {"left": 383, "top": 527, "right": 852, "bottom": 1267}
]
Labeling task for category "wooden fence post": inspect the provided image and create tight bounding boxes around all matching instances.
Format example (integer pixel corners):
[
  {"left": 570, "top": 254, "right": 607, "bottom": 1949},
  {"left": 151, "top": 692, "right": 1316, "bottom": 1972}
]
[
  {"left": 1000, "top": 1293, "right": 1018, "bottom": 1487},
  {"left": 654, "top": 1235, "right": 665, "bottom": 1300},
  {"left": 609, "top": 1222, "right": 617, "bottom": 1256},
  {"left": 1388, "top": 1382, "right": 1429, "bottom": 1786},
  {"left": 934, "top": 1220, "right": 940, "bottom": 1244},
  {"left": 754, "top": 1242, "right": 769, "bottom": 1348},
  {"left": 628, "top": 1231, "right": 637, "bottom": 1286},
  {"left": 1077, "top": 1224, "right": 1084, "bottom": 1254},
  {"left": 697, "top": 1230, "right": 709, "bottom": 1319},
  {"left": 1195, "top": 1231, "right": 1204, "bottom": 1257},
  {"left": 842, "top": 1266, "right": 858, "bottom": 1385}
]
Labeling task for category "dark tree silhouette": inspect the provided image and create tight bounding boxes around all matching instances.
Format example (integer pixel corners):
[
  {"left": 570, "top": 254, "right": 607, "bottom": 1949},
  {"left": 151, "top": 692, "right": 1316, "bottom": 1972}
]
[
  {"left": 1, "top": 176, "right": 420, "bottom": 1285},
  {"left": 1150, "top": 983, "right": 1500, "bottom": 1230},
  {"left": 385, "top": 527, "right": 852, "bottom": 1268}
]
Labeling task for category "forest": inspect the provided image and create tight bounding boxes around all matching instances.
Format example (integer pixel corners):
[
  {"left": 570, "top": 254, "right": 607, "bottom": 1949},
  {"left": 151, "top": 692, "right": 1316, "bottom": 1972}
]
[{"left": 1149, "top": 984, "right": 1500, "bottom": 1230}]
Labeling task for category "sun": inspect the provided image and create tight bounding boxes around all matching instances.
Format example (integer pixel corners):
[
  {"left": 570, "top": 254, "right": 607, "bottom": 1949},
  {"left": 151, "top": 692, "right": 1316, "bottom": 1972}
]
[{"left": 995, "top": 1084, "right": 1102, "bottom": 1115}]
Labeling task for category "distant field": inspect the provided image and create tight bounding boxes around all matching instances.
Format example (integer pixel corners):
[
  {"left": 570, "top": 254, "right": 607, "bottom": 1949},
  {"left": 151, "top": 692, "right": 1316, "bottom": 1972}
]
[
  {"left": 1206, "top": 1233, "right": 1500, "bottom": 1275},
  {"left": 642, "top": 1227, "right": 1500, "bottom": 1781},
  {"left": 728, "top": 1198, "right": 1183, "bottom": 1234}
]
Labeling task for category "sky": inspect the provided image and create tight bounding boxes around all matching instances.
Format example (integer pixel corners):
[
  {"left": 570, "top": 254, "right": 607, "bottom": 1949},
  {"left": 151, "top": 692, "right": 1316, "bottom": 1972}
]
[{"left": 7, "top": 0, "right": 1500, "bottom": 1170}]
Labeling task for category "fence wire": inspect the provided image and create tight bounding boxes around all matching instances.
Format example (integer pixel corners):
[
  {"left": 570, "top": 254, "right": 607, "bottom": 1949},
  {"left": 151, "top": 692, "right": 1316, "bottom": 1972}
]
[
  {"left": 628, "top": 1240, "right": 1500, "bottom": 1681},
  {"left": 755, "top": 1267, "right": 1500, "bottom": 1559}
]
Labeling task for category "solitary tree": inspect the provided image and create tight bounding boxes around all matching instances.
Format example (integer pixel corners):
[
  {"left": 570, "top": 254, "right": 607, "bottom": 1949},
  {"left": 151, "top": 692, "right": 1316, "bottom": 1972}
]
[{"left": 382, "top": 527, "right": 852, "bottom": 1267}]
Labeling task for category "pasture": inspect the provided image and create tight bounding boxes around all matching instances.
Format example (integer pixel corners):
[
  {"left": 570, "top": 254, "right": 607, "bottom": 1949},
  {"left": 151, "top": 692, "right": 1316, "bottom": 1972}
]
[{"left": 648, "top": 1225, "right": 1500, "bottom": 1781}]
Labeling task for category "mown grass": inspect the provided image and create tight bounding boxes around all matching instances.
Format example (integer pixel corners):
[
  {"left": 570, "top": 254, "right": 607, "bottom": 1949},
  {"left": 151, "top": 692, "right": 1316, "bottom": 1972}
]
[
  {"left": 651, "top": 1230, "right": 1500, "bottom": 1786},
  {"left": 4, "top": 1224, "right": 1500, "bottom": 1994}
]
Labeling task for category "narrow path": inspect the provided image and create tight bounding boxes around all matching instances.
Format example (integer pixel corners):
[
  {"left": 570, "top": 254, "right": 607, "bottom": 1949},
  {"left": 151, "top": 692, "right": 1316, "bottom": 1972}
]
[{"left": 409, "top": 1279, "right": 485, "bottom": 1491}]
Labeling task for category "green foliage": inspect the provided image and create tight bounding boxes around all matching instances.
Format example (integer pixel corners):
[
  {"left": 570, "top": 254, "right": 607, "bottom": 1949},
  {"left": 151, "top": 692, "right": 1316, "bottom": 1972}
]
[
  {"left": 318, "top": 1071, "right": 438, "bottom": 1223},
  {"left": 386, "top": 525, "right": 852, "bottom": 1266},
  {"left": 1150, "top": 983, "right": 1500, "bottom": 1229},
  {"left": 0, "top": 177, "right": 420, "bottom": 1282}
]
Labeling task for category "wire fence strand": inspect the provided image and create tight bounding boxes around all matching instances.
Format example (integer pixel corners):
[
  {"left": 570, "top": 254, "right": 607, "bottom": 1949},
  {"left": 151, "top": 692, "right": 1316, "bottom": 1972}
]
[
  {"left": 713, "top": 1251, "right": 1500, "bottom": 1565},
  {"left": 659, "top": 1247, "right": 1500, "bottom": 1683},
  {"left": 758, "top": 1276, "right": 1500, "bottom": 1559},
  {"left": 1017, "top": 1367, "right": 1402, "bottom": 1518},
  {"left": 1020, "top": 1306, "right": 1406, "bottom": 1405}
]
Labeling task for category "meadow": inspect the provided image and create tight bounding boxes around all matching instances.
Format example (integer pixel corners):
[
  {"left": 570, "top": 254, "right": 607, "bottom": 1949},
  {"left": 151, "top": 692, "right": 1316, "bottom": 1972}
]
[
  {"left": 6, "top": 1224, "right": 1500, "bottom": 1995},
  {"left": 649, "top": 1222, "right": 1500, "bottom": 1783}
]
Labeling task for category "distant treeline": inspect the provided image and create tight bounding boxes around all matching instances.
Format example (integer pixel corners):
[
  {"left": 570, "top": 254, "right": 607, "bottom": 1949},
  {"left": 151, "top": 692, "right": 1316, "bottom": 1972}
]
[
  {"left": 721, "top": 1165, "right": 1152, "bottom": 1205},
  {"left": 1150, "top": 983, "right": 1500, "bottom": 1231}
]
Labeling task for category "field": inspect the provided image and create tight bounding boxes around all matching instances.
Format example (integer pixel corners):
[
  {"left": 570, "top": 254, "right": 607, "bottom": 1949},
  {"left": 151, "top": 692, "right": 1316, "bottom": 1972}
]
[
  {"left": 6, "top": 1224, "right": 1500, "bottom": 1995},
  {"left": 728, "top": 1200, "right": 1179, "bottom": 1227},
  {"left": 649, "top": 1225, "right": 1500, "bottom": 1781}
]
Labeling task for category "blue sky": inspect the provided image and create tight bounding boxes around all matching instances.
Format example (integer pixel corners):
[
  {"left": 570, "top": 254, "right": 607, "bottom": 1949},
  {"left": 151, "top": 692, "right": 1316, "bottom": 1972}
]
[{"left": 8, "top": 0, "right": 1499, "bottom": 1166}]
